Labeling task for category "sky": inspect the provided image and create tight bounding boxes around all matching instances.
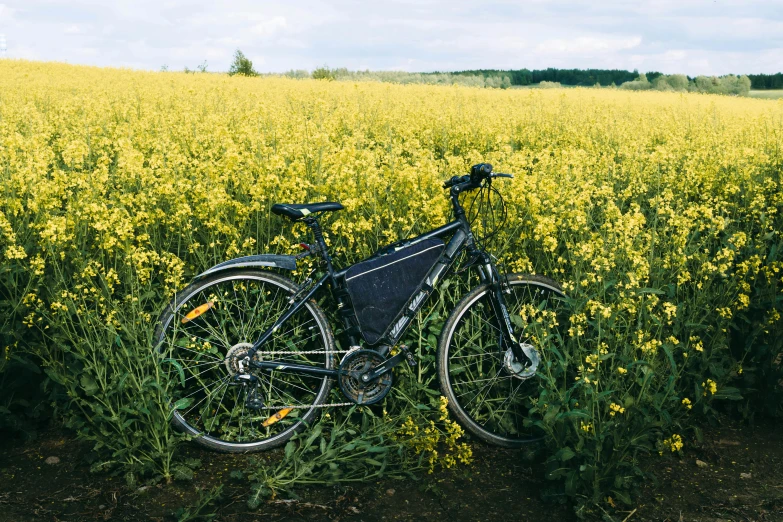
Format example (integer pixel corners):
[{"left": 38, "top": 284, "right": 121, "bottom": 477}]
[{"left": 0, "top": 1, "right": 781, "bottom": 75}]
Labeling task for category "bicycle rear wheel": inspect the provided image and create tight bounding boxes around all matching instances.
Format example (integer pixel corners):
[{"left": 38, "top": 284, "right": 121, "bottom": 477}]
[
  {"left": 154, "top": 270, "right": 334, "bottom": 452},
  {"left": 438, "top": 274, "right": 568, "bottom": 447}
]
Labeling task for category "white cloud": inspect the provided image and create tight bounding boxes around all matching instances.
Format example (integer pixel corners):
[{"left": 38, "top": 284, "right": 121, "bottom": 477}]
[
  {"left": 0, "top": 3, "right": 17, "bottom": 22},
  {"left": 536, "top": 36, "right": 642, "bottom": 54},
  {"left": 0, "top": 0, "right": 779, "bottom": 74},
  {"left": 251, "top": 16, "right": 288, "bottom": 38}
]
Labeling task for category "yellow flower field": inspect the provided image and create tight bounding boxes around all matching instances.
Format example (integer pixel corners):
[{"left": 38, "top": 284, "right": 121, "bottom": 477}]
[{"left": 1, "top": 60, "right": 781, "bottom": 509}]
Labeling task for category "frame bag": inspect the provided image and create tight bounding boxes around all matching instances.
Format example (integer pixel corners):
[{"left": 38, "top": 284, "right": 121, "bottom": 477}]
[{"left": 345, "top": 238, "right": 445, "bottom": 345}]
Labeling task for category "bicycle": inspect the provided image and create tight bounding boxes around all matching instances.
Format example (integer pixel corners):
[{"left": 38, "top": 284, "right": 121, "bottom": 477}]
[{"left": 154, "top": 163, "right": 568, "bottom": 452}]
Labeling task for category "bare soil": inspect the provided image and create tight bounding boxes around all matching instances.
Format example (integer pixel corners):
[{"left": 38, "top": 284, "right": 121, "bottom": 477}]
[{"left": 0, "top": 416, "right": 780, "bottom": 522}]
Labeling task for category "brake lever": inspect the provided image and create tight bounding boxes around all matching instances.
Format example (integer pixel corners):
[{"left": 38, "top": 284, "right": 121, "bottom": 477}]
[{"left": 491, "top": 173, "right": 514, "bottom": 179}]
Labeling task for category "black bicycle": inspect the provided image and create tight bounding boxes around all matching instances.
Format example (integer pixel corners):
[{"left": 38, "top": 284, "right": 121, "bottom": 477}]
[{"left": 154, "top": 163, "right": 568, "bottom": 452}]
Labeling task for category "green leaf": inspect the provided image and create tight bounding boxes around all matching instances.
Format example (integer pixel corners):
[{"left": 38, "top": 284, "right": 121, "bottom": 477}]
[
  {"left": 636, "top": 287, "right": 665, "bottom": 295},
  {"left": 184, "top": 458, "right": 201, "bottom": 469},
  {"left": 172, "top": 465, "right": 194, "bottom": 481},
  {"left": 556, "top": 447, "right": 576, "bottom": 461},
  {"left": 611, "top": 489, "right": 632, "bottom": 505},
  {"left": 80, "top": 375, "right": 99, "bottom": 396},
  {"left": 661, "top": 343, "right": 677, "bottom": 374},
  {"left": 546, "top": 467, "right": 571, "bottom": 479},
  {"left": 556, "top": 409, "right": 589, "bottom": 420},
  {"left": 173, "top": 397, "right": 194, "bottom": 410},
  {"left": 162, "top": 358, "right": 186, "bottom": 386},
  {"left": 713, "top": 387, "right": 743, "bottom": 401}
]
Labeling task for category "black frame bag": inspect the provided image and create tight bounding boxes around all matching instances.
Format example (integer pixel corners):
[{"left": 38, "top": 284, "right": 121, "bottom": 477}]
[{"left": 344, "top": 238, "right": 445, "bottom": 345}]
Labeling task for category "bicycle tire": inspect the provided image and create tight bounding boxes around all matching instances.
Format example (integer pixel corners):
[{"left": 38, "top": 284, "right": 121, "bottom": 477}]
[
  {"left": 437, "top": 273, "right": 567, "bottom": 447},
  {"left": 154, "top": 269, "right": 334, "bottom": 452}
]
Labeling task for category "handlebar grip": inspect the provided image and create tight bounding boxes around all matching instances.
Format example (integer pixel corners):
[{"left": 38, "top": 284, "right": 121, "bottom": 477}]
[
  {"left": 443, "top": 175, "right": 470, "bottom": 189},
  {"left": 443, "top": 176, "right": 460, "bottom": 189}
]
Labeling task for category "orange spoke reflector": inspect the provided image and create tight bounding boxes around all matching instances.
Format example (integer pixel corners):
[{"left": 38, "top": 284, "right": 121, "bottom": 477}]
[
  {"left": 261, "top": 408, "right": 292, "bottom": 427},
  {"left": 181, "top": 302, "right": 214, "bottom": 324}
]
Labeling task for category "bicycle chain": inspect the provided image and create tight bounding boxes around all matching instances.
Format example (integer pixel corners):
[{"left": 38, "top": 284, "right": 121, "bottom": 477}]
[
  {"left": 261, "top": 402, "right": 356, "bottom": 410},
  {"left": 252, "top": 348, "right": 359, "bottom": 410},
  {"left": 254, "top": 349, "right": 352, "bottom": 356}
]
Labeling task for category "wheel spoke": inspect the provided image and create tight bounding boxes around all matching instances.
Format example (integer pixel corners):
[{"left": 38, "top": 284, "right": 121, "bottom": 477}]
[
  {"left": 156, "top": 272, "right": 332, "bottom": 450},
  {"left": 441, "top": 277, "right": 567, "bottom": 444}
]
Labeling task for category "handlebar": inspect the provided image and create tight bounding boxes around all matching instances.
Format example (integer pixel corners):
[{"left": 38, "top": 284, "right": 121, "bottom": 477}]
[
  {"left": 442, "top": 163, "right": 514, "bottom": 190},
  {"left": 442, "top": 174, "right": 471, "bottom": 189}
]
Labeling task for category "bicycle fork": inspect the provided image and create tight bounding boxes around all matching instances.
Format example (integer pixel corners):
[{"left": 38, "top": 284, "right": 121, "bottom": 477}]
[{"left": 477, "top": 256, "right": 535, "bottom": 372}]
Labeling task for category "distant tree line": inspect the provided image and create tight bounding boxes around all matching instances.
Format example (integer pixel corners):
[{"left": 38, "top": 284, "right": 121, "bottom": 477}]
[
  {"left": 446, "top": 68, "right": 639, "bottom": 87},
  {"left": 221, "top": 49, "right": 782, "bottom": 92},
  {"left": 747, "top": 73, "right": 783, "bottom": 90},
  {"left": 278, "top": 66, "right": 756, "bottom": 95},
  {"left": 282, "top": 66, "right": 513, "bottom": 88},
  {"left": 445, "top": 68, "right": 782, "bottom": 90},
  {"left": 619, "top": 73, "right": 751, "bottom": 95}
]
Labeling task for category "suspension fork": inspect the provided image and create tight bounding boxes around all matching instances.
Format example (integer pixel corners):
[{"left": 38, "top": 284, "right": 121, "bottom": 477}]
[{"left": 476, "top": 255, "right": 531, "bottom": 366}]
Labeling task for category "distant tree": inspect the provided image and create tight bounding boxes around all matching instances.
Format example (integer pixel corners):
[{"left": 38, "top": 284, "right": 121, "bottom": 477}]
[
  {"left": 737, "top": 75, "right": 752, "bottom": 95},
  {"left": 486, "top": 76, "right": 511, "bottom": 88},
  {"left": 620, "top": 74, "right": 651, "bottom": 90},
  {"left": 197, "top": 60, "right": 208, "bottom": 73},
  {"left": 690, "top": 75, "right": 751, "bottom": 95},
  {"left": 229, "top": 50, "right": 258, "bottom": 77},
  {"left": 666, "top": 74, "right": 689, "bottom": 91},
  {"left": 312, "top": 65, "right": 336, "bottom": 81},
  {"left": 652, "top": 75, "right": 672, "bottom": 91},
  {"left": 284, "top": 69, "right": 310, "bottom": 79},
  {"left": 747, "top": 72, "right": 783, "bottom": 89},
  {"left": 160, "top": 64, "right": 169, "bottom": 72},
  {"left": 694, "top": 76, "right": 715, "bottom": 92}
]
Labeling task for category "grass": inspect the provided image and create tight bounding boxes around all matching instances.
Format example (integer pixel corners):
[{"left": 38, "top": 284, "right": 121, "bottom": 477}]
[{"left": 748, "top": 89, "right": 783, "bottom": 99}]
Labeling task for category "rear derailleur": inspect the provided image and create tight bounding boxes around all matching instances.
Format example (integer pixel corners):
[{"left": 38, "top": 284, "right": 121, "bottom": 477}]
[{"left": 231, "top": 373, "right": 265, "bottom": 410}]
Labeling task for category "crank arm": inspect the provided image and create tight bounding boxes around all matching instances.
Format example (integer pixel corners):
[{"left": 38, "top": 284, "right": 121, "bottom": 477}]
[
  {"left": 361, "top": 346, "right": 415, "bottom": 383},
  {"left": 252, "top": 360, "right": 339, "bottom": 378}
]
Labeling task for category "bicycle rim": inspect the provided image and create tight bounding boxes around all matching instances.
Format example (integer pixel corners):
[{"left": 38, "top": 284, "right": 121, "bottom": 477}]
[
  {"left": 155, "top": 270, "right": 333, "bottom": 451},
  {"left": 439, "top": 275, "right": 567, "bottom": 446}
]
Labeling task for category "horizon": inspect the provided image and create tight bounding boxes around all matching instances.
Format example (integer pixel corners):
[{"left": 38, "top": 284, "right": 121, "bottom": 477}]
[{"left": 2, "top": 57, "right": 780, "bottom": 79}]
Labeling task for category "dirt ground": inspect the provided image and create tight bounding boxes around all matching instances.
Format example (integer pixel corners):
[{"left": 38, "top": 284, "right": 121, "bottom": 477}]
[{"left": 0, "top": 416, "right": 781, "bottom": 522}]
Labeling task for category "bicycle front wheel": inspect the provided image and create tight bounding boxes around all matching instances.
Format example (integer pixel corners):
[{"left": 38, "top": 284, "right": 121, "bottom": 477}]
[
  {"left": 438, "top": 274, "right": 568, "bottom": 447},
  {"left": 154, "top": 269, "right": 334, "bottom": 452}
]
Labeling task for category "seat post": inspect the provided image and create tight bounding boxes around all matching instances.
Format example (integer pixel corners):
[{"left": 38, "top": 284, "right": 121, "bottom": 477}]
[{"left": 305, "top": 218, "right": 336, "bottom": 278}]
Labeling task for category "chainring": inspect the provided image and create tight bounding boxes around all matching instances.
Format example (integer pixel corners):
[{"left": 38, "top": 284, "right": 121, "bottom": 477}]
[{"left": 338, "top": 349, "right": 392, "bottom": 405}]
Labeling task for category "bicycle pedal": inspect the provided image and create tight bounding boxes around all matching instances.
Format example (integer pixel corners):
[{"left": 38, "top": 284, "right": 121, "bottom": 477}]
[{"left": 400, "top": 345, "right": 417, "bottom": 367}]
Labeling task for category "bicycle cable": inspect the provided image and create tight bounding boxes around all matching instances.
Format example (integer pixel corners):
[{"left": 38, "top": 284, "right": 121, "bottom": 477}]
[{"left": 466, "top": 180, "right": 508, "bottom": 250}]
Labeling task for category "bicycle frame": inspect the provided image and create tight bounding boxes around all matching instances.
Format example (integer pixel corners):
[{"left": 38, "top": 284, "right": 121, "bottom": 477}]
[{"left": 246, "top": 186, "right": 525, "bottom": 379}]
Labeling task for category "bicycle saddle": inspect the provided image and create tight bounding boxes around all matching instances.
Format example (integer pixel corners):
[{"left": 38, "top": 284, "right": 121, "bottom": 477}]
[{"left": 271, "top": 202, "right": 344, "bottom": 221}]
